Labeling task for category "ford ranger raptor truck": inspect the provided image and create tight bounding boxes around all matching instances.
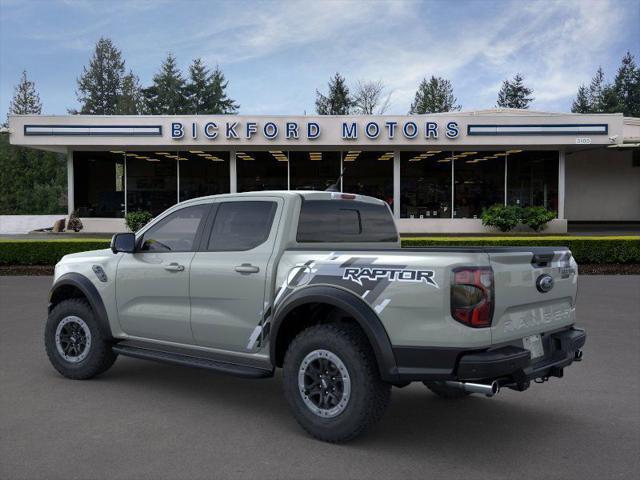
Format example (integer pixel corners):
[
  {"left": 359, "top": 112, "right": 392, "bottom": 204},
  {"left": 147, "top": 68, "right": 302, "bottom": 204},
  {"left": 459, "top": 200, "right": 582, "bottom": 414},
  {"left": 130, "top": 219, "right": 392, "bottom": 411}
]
[{"left": 45, "top": 191, "right": 586, "bottom": 442}]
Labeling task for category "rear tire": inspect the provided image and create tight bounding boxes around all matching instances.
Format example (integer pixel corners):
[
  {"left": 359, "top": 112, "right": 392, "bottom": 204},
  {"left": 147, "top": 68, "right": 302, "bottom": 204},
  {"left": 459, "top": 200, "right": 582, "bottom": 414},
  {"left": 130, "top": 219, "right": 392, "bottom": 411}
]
[
  {"left": 423, "top": 381, "right": 471, "bottom": 399},
  {"left": 283, "top": 324, "right": 391, "bottom": 443},
  {"left": 45, "top": 298, "right": 117, "bottom": 379}
]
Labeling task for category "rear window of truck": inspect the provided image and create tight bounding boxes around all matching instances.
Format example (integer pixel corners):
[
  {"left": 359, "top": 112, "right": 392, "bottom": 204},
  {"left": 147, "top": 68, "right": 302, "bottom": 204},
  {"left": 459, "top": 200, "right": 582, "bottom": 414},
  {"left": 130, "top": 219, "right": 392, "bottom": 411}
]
[{"left": 296, "top": 200, "right": 398, "bottom": 243}]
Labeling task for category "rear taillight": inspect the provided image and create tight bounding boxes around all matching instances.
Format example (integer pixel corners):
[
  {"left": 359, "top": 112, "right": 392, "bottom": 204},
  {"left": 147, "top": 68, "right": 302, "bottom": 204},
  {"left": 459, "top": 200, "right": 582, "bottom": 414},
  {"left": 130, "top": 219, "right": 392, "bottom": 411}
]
[{"left": 450, "top": 267, "right": 494, "bottom": 328}]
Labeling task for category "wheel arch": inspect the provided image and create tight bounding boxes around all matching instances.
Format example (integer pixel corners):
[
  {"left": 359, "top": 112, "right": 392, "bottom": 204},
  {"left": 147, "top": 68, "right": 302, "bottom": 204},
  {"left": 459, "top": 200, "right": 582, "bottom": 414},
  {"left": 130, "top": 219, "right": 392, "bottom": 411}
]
[
  {"left": 49, "top": 273, "right": 113, "bottom": 340},
  {"left": 269, "top": 285, "right": 398, "bottom": 383}
]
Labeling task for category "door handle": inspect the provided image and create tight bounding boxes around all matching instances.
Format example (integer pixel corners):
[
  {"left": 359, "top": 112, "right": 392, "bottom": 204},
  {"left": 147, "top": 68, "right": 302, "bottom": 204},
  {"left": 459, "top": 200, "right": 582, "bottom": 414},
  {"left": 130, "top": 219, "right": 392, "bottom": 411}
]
[
  {"left": 164, "top": 262, "right": 185, "bottom": 272},
  {"left": 234, "top": 263, "right": 260, "bottom": 274}
]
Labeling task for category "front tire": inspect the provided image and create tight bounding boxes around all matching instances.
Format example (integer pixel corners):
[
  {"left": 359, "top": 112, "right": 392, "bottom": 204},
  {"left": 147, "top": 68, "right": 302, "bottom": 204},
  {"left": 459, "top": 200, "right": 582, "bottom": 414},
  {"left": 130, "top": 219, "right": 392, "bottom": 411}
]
[
  {"left": 45, "top": 298, "right": 117, "bottom": 379},
  {"left": 283, "top": 324, "right": 391, "bottom": 443}
]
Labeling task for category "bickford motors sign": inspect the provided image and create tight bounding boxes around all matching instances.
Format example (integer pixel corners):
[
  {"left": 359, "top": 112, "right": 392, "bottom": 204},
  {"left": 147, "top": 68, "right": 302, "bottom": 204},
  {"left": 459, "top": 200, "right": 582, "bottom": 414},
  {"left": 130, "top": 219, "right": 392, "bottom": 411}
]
[{"left": 171, "top": 119, "right": 461, "bottom": 141}]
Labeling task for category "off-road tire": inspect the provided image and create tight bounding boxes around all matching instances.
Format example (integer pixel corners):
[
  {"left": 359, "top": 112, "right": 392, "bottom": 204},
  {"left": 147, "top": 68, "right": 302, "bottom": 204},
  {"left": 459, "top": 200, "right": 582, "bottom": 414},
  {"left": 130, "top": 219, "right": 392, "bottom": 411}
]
[
  {"left": 283, "top": 323, "right": 391, "bottom": 443},
  {"left": 45, "top": 298, "right": 117, "bottom": 379},
  {"left": 423, "top": 381, "right": 471, "bottom": 399}
]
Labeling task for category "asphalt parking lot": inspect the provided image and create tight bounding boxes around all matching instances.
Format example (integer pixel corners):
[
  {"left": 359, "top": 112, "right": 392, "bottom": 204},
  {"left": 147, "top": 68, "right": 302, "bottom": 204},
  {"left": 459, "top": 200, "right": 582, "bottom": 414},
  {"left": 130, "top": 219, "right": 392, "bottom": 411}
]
[{"left": 1, "top": 275, "right": 638, "bottom": 480}]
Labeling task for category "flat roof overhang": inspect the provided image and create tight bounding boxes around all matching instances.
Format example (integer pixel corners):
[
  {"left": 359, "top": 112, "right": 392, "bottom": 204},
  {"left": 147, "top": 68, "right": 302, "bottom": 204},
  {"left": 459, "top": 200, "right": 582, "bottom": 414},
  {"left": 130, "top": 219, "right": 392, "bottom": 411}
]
[{"left": 7, "top": 112, "right": 627, "bottom": 153}]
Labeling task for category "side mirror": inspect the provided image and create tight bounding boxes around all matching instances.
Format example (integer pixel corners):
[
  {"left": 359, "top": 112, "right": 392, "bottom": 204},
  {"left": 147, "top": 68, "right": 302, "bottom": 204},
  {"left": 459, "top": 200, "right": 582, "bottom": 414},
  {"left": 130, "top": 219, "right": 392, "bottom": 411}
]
[{"left": 111, "top": 232, "right": 136, "bottom": 254}]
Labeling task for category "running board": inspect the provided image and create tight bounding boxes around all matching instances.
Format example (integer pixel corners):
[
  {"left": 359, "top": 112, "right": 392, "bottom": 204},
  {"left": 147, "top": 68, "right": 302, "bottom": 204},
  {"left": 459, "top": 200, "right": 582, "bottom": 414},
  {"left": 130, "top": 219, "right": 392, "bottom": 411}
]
[{"left": 112, "top": 343, "right": 273, "bottom": 379}]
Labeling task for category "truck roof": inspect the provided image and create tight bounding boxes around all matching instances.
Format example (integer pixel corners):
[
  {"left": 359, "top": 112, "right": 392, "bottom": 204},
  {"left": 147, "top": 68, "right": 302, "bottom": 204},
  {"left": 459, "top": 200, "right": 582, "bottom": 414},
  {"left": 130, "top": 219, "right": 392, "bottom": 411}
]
[{"left": 179, "top": 190, "right": 389, "bottom": 206}]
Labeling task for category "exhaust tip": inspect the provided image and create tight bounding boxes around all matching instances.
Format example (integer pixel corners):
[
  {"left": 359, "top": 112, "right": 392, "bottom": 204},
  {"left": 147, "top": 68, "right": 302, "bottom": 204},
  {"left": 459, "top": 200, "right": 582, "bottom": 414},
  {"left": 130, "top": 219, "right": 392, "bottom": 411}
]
[
  {"left": 575, "top": 349, "right": 583, "bottom": 361},
  {"left": 488, "top": 380, "right": 500, "bottom": 397},
  {"left": 444, "top": 380, "right": 500, "bottom": 397}
]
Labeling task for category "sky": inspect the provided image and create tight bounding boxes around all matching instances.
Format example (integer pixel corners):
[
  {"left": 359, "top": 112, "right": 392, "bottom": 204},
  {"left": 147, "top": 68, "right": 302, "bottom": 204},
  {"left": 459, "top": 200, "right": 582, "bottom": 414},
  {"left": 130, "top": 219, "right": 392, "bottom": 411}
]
[{"left": 0, "top": 0, "right": 638, "bottom": 117}]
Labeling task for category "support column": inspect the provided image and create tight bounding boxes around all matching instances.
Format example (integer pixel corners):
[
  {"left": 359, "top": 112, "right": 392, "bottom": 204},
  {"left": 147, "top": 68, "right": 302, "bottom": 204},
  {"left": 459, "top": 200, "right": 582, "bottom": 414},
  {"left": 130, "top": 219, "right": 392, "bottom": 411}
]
[
  {"left": 451, "top": 155, "right": 455, "bottom": 218},
  {"left": 230, "top": 150, "right": 237, "bottom": 193},
  {"left": 393, "top": 150, "right": 400, "bottom": 218},
  {"left": 176, "top": 158, "right": 180, "bottom": 204},
  {"left": 66, "top": 149, "right": 74, "bottom": 216},
  {"left": 504, "top": 154, "right": 508, "bottom": 205},
  {"left": 558, "top": 149, "right": 566, "bottom": 219},
  {"left": 340, "top": 151, "right": 344, "bottom": 192},
  {"left": 123, "top": 155, "right": 127, "bottom": 216}
]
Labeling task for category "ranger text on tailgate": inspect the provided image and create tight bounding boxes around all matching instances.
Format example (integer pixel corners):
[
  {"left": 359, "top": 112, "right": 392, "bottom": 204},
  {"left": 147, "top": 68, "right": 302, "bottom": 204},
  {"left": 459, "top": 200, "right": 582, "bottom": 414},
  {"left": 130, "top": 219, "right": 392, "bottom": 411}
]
[{"left": 45, "top": 191, "right": 586, "bottom": 442}]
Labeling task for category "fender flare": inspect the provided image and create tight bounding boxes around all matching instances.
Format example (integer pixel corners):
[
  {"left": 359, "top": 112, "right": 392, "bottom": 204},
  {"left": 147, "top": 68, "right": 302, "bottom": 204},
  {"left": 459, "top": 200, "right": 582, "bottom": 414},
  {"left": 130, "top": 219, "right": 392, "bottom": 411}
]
[
  {"left": 49, "top": 272, "right": 113, "bottom": 340},
  {"left": 269, "top": 285, "right": 398, "bottom": 383}
]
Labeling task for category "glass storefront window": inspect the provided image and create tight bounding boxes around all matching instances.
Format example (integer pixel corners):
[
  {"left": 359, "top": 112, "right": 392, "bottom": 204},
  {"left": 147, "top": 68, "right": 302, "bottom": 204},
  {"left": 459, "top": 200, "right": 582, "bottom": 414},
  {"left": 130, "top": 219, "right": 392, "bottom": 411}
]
[
  {"left": 342, "top": 150, "right": 394, "bottom": 204},
  {"left": 289, "top": 151, "right": 340, "bottom": 191},
  {"left": 237, "top": 151, "right": 288, "bottom": 192},
  {"left": 507, "top": 150, "right": 558, "bottom": 213},
  {"left": 400, "top": 151, "right": 452, "bottom": 218},
  {"left": 72, "top": 147, "right": 560, "bottom": 222},
  {"left": 126, "top": 152, "right": 177, "bottom": 216},
  {"left": 177, "top": 150, "right": 230, "bottom": 202},
  {"left": 73, "top": 151, "right": 125, "bottom": 218},
  {"left": 453, "top": 151, "right": 505, "bottom": 218}
]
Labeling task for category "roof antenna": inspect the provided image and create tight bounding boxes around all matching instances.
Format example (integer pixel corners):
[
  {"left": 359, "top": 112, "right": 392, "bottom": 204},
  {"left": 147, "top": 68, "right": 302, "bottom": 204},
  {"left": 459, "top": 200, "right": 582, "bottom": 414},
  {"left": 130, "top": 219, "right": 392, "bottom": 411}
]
[{"left": 325, "top": 167, "right": 347, "bottom": 192}]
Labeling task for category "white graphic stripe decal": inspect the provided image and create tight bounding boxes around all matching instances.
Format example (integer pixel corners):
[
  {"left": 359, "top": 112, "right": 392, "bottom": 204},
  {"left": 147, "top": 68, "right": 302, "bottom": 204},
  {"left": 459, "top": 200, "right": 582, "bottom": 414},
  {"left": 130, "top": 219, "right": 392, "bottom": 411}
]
[{"left": 374, "top": 299, "right": 391, "bottom": 314}]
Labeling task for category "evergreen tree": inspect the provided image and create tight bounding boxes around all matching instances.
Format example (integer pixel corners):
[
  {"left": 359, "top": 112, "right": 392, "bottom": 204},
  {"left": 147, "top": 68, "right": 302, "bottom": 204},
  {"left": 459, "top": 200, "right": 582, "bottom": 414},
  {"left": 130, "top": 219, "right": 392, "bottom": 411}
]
[
  {"left": 75, "top": 37, "right": 126, "bottom": 114},
  {"left": 116, "top": 71, "right": 144, "bottom": 115},
  {"left": 600, "top": 84, "right": 623, "bottom": 113},
  {"left": 571, "top": 85, "right": 591, "bottom": 113},
  {"left": 496, "top": 73, "right": 534, "bottom": 109},
  {"left": 1, "top": 72, "right": 65, "bottom": 214},
  {"left": 207, "top": 65, "right": 239, "bottom": 114},
  {"left": 186, "top": 58, "right": 209, "bottom": 114},
  {"left": 613, "top": 51, "right": 640, "bottom": 117},
  {"left": 409, "top": 76, "right": 460, "bottom": 114},
  {"left": 185, "top": 59, "right": 239, "bottom": 114},
  {"left": 0, "top": 134, "right": 67, "bottom": 215},
  {"left": 315, "top": 73, "right": 353, "bottom": 115},
  {"left": 587, "top": 67, "right": 607, "bottom": 112},
  {"left": 143, "top": 53, "right": 188, "bottom": 114},
  {"left": 9, "top": 70, "right": 42, "bottom": 116}
]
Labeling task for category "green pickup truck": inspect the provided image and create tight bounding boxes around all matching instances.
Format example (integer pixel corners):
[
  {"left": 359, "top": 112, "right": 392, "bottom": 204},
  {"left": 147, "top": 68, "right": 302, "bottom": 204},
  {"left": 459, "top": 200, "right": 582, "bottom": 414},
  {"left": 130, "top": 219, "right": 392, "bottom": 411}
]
[{"left": 45, "top": 191, "right": 586, "bottom": 442}]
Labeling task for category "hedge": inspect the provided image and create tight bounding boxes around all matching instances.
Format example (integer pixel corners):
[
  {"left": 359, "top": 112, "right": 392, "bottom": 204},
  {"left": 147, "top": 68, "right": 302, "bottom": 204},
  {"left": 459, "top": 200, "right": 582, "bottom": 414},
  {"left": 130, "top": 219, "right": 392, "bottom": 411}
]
[
  {"left": 0, "top": 239, "right": 110, "bottom": 266},
  {"left": 0, "top": 236, "right": 638, "bottom": 266},
  {"left": 402, "top": 236, "right": 640, "bottom": 264}
]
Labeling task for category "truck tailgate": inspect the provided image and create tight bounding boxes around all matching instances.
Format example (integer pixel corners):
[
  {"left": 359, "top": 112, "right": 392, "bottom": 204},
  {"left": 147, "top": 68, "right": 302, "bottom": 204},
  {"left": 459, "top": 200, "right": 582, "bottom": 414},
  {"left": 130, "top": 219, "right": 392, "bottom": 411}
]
[{"left": 488, "top": 248, "right": 577, "bottom": 345}]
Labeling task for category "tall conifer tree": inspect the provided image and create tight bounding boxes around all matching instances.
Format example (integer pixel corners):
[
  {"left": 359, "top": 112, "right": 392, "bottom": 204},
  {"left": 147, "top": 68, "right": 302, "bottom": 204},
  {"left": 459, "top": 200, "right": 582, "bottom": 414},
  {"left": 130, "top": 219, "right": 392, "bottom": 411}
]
[
  {"left": 409, "top": 76, "right": 460, "bottom": 114},
  {"left": 143, "top": 53, "right": 188, "bottom": 114},
  {"left": 9, "top": 70, "right": 42, "bottom": 117},
  {"left": 75, "top": 38, "right": 126, "bottom": 114},
  {"left": 315, "top": 73, "right": 353, "bottom": 115},
  {"left": 496, "top": 74, "right": 534, "bottom": 109},
  {"left": 613, "top": 52, "right": 640, "bottom": 117}
]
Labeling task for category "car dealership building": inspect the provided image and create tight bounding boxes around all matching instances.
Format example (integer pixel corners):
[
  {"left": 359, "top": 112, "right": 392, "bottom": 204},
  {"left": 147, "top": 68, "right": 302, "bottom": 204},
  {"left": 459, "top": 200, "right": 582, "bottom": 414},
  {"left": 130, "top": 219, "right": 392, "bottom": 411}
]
[{"left": 7, "top": 109, "right": 640, "bottom": 233}]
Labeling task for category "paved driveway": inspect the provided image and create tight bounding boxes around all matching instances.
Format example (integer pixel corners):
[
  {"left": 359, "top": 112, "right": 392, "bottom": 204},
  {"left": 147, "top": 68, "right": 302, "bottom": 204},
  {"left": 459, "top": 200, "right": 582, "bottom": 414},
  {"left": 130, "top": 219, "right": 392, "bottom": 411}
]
[{"left": 1, "top": 275, "right": 638, "bottom": 480}]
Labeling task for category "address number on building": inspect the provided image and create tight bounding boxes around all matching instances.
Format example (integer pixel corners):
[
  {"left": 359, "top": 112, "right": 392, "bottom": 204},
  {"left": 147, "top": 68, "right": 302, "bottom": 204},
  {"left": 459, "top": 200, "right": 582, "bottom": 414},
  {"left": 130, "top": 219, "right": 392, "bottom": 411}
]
[{"left": 576, "top": 137, "right": 592, "bottom": 144}]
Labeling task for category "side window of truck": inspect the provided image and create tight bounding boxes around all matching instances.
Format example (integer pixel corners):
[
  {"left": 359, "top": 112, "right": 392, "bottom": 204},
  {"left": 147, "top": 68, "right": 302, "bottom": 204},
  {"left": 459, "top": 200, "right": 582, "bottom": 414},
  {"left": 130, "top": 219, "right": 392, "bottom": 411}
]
[
  {"left": 139, "top": 204, "right": 209, "bottom": 252},
  {"left": 207, "top": 201, "right": 277, "bottom": 251}
]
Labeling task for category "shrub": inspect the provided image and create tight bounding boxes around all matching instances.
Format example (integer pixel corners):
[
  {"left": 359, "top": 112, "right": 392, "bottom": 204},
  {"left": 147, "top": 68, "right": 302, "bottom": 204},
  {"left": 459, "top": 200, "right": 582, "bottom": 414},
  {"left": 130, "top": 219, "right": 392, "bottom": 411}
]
[
  {"left": 125, "top": 210, "right": 153, "bottom": 232},
  {"left": 521, "top": 206, "right": 556, "bottom": 232},
  {"left": 66, "top": 210, "right": 84, "bottom": 232},
  {"left": 481, "top": 205, "right": 520, "bottom": 232},
  {"left": 482, "top": 205, "right": 557, "bottom": 232}
]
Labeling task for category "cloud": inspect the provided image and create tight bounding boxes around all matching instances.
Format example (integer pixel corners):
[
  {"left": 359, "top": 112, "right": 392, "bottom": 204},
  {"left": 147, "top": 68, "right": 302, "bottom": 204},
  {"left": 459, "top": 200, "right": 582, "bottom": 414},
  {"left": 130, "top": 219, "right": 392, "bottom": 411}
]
[{"left": 1, "top": 0, "right": 637, "bottom": 115}]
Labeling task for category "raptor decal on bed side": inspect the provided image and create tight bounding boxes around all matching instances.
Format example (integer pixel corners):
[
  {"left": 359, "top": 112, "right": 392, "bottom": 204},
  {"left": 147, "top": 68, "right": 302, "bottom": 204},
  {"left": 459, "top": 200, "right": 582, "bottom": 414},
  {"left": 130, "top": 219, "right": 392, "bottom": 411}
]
[
  {"left": 342, "top": 267, "right": 438, "bottom": 288},
  {"left": 248, "top": 253, "right": 438, "bottom": 350}
]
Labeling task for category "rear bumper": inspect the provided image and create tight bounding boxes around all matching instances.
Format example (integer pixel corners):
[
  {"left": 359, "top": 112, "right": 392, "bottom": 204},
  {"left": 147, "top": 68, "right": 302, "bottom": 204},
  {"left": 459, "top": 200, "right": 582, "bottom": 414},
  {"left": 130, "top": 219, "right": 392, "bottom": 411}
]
[{"left": 392, "top": 327, "right": 586, "bottom": 384}]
